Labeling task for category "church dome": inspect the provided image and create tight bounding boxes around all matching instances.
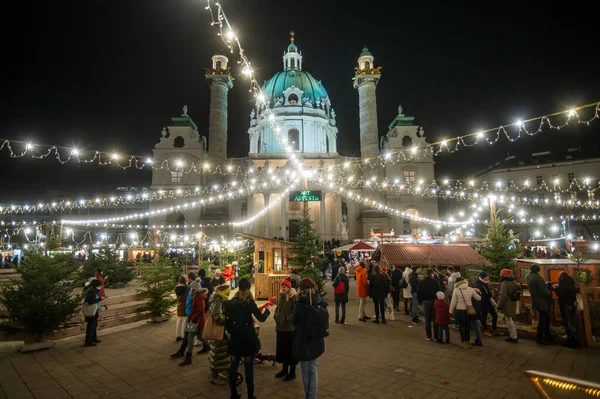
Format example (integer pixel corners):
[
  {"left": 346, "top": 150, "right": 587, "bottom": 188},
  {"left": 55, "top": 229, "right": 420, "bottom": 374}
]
[{"left": 261, "top": 70, "right": 329, "bottom": 106}]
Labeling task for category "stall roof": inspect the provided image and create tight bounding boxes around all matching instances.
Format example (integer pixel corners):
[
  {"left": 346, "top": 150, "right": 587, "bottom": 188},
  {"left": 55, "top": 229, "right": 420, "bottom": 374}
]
[
  {"left": 378, "top": 244, "right": 491, "bottom": 267},
  {"left": 236, "top": 233, "right": 294, "bottom": 245},
  {"left": 332, "top": 241, "right": 376, "bottom": 252}
]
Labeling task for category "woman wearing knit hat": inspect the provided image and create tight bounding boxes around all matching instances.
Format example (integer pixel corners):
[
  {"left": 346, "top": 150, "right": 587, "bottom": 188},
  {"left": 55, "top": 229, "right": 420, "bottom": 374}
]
[
  {"left": 208, "top": 284, "right": 231, "bottom": 384},
  {"left": 273, "top": 277, "right": 298, "bottom": 381},
  {"left": 497, "top": 269, "right": 520, "bottom": 343},
  {"left": 332, "top": 266, "right": 350, "bottom": 324}
]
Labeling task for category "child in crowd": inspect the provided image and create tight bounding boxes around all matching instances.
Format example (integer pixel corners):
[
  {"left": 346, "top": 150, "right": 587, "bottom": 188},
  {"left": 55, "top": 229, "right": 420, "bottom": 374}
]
[{"left": 434, "top": 291, "right": 450, "bottom": 343}]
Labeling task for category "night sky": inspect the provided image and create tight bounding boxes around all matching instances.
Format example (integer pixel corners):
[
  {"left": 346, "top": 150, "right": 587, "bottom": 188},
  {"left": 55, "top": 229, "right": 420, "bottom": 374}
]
[{"left": 2, "top": 0, "right": 599, "bottom": 202}]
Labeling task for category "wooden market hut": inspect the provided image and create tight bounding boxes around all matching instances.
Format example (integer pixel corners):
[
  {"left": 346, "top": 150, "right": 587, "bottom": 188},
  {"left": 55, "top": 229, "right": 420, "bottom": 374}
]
[
  {"left": 236, "top": 233, "right": 295, "bottom": 299},
  {"left": 514, "top": 258, "right": 600, "bottom": 288}
]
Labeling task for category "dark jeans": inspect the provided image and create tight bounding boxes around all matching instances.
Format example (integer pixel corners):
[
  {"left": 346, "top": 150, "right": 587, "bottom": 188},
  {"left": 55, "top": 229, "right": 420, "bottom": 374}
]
[
  {"left": 84, "top": 316, "right": 98, "bottom": 345},
  {"left": 454, "top": 310, "right": 470, "bottom": 342},
  {"left": 404, "top": 297, "right": 411, "bottom": 314},
  {"left": 177, "top": 315, "right": 191, "bottom": 354},
  {"left": 392, "top": 289, "right": 400, "bottom": 309},
  {"left": 335, "top": 302, "right": 346, "bottom": 320},
  {"left": 422, "top": 300, "right": 438, "bottom": 339},
  {"left": 437, "top": 324, "right": 450, "bottom": 341},
  {"left": 559, "top": 305, "right": 576, "bottom": 340},
  {"left": 229, "top": 355, "right": 254, "bottom": 398},
  {"left": 480, "top": 301, "right": 498, "bottom": 331},
  {"left": 373, "top": 298, "right": 385, "bottom": 320},
  {"left": 537, "top": 310, "right": 552, "bottom": 343}
]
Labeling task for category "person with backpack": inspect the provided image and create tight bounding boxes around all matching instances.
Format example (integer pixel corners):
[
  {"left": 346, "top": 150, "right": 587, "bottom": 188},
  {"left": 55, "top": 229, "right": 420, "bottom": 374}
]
[
  {"left": 497, "top": 269, "right": 519, "bottom": 343},
  {"left": 553, "top": 272, "right": 578, "bottom": 347},
  {"left": 401, "top": 266, "right": 412, "bottom": 315},
  {"left": 171, "top": 272, "right": 197, "bottom": 359},
  {"left": 368, "top": 265, "right": 389, "bottom": 324},
  {"left": 293, "top": 278, "right": 328, "bottom": 399},
  {"left": 82, "top": 279, "right": 103, "bottom": 347},
  {"left": 390, "top": 265, "right": 403, "bottom": 312},
  {"left": 332, "top": 266, "right": 350, "bottom": 324},
  {"left": 179, "top": 281, "right": 208, "bottom": 366},
  {"left": 223, "top": 278, "right": 271, "bottom": 399},
  {"left": 274, "top": 277, "right": 298, "bottom": 381}
]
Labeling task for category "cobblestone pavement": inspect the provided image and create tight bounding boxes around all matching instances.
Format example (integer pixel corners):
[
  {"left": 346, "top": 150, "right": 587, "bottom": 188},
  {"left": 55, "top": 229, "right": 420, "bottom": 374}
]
[{"left": 0, "top": 279, "right": 598, "bottom": 399}]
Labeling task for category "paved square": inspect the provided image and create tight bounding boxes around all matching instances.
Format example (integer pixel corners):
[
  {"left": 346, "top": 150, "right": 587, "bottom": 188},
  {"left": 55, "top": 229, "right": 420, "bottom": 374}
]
[{"left": 0, "top": 280, "right": 598, "bottom": 398}]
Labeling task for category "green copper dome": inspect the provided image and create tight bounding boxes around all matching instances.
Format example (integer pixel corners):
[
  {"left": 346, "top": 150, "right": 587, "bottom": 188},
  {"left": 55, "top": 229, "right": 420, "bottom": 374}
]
[
  {"left": 261, "top": 70, "right": 328, "bottom": 105},
  {"left": 360, "top": 46, "right": 372, "bottom": 57}
]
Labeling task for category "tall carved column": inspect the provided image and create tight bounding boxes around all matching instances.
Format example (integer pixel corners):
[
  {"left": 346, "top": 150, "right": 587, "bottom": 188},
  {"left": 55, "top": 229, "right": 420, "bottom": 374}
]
[
  {"left": 205, "top": 55, "right": 234, "bottom": 161},
  {"left": 320, "top": 193, "right": 326, "bottom": 241},
  {"left": 263, "top": 193, "right": 270, "bottom": 238},
  {"left": 335, "top": 193, "right": 342, "bottom": 236},
  {"left": 280, "top": 194, "right": 288, "bottom": 240},
  {"left": 353, "top": 47, "right": 381, "bottom": 160}
]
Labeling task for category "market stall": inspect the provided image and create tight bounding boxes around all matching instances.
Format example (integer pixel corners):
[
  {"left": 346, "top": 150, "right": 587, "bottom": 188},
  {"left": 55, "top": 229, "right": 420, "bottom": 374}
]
[{"left": 237, "top": 233, "right": 294, "bottom": 299}]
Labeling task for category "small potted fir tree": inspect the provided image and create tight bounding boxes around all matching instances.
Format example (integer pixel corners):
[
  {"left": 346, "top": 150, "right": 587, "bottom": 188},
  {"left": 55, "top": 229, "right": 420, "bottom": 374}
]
[{"left": 137, "top": 258, "right": 177, "bottom": 323}]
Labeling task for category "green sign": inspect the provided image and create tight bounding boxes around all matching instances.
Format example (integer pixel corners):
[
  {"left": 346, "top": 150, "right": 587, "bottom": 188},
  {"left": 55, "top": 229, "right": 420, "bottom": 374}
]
[{"left": 289, "top": 190, "right": 322, "bottom": 202}]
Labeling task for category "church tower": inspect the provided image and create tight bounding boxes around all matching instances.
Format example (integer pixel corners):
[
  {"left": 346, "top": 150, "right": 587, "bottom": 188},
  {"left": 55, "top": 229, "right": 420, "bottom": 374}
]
[
  {"left": 353, "top": 47, "right": 381, "bottom": 159},
  {"left": 205, "top": 55, "right": 233, "bottom": 161}
]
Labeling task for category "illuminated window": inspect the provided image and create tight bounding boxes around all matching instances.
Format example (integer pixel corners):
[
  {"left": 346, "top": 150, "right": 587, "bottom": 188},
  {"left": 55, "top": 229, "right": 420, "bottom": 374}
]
[
  {"left": 215, "top": 60, "right": 222, "bottom": 69},
  {"left": 536, "top": 175, "right": 543, "bottom": 185},
  {"left": 364, "top": 61, "right": 370, "bottom": 69},
  {"left": 241, "top": 202, "right": 248, "bottom": 218},
  {"left": 568, "top": 172, "right": 575, "bottom": 183},
  {"left": 273, "top": 248, "right": 283, "bottom": 271},
  {"left": 288, "top": 128, "right": 300, "bottom": 151},
  {"left": 404, "top": 170, "right": 415, "bottom": 182},
  {"left": 171, "top": 171, "right": 183, "bottom": 183},
  {"left": 290, "top": 58, "right": 295, "bottom": 68}
]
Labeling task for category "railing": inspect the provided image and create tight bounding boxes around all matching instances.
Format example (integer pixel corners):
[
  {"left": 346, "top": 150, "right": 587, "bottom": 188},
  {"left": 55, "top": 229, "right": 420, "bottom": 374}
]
[{"left": 525, "top": 370, "right": 600, "bottom": 398}]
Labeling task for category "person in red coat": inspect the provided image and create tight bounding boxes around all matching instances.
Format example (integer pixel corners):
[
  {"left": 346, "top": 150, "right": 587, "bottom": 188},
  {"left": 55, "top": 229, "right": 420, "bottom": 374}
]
[
  {"left": 179, "top": 283, "right": 208, "bottom": 367},
  {"left": 222, "top": 264, "right": 234, "bottom": 284},
  {"left": 434, "top": 291, "right": 451, "bottom": 344},
  {"left": 95, "top": 268, "right": 108, "bottom": 300}
]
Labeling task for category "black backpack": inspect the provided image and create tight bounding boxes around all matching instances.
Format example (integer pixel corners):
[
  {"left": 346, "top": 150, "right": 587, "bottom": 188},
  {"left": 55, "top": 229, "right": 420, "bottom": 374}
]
[
  {"left": 510, "top": 283, "right": 522, "bottom": 301},
  {"left": 304, "top": 292, "right": 329, "bottom": 340}
]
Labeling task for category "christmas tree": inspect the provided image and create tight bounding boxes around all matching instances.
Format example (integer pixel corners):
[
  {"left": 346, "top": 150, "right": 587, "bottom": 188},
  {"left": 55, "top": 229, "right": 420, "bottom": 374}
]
[
  {"left": 289, "top": 207, "right": 319, "bottom": 267},
  {"left": 480, "top": 212, "right": 521, "bottom": 278}
]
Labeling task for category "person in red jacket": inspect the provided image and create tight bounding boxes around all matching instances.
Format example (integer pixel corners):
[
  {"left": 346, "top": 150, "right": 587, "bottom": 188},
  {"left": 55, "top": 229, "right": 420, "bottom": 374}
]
[
  {"left": 434, "top": 291, "right": 451, "bottom": 344},
  {"left": 179, "top": 282, "right": 208, "bottom": 367},
  {"left": 222, "top": 264, "right": 234, "bottom": 286}
]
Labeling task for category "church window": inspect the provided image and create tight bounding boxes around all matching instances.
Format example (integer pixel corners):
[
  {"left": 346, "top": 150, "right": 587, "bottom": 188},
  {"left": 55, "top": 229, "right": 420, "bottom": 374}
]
[
  {"left": 568, "top": 172, "right": 575, "bottom": 183},
  {"left": 403, "top": 170, "right": 415, "bottom": 182},
  {"left": 290, "top": 58, "right": 295, "bottom": 68},
  {"left": 215, "top": 60, "right": 222, "bottom": 70},
  {"left": 364, "top": 61, "right": 370, "bottom": 69},
  {"left": 171, "top": 171, "right": 183, "bottom": 183},
  {"left": 326, "top": 136, "right": 330, "bottom": 153},
  {"left": 288, "top": 93, "right": 298, "bottom": 105},
  {"left": 402, "top": 136, "right": 412, "bottom": 147},
  {"left": 173, "top": 136, "right": 185, "bottom": 148},
  {"left": 341, "top": 202, "right": 348, "bottom": 221},
  {"left": 536, "top": 175, "right": 543, "bottom": 185},
  {"left": 288, "top": 128, "right": 300, "bottom": 151},
  {"left": 241, "top": 202, "right": 248, "bottom": 219}
]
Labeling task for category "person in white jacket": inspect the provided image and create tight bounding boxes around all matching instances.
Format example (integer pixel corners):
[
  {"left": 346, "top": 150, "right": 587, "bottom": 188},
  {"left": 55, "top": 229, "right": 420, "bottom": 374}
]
[{"left": 449, "top": 277, "right": 481, "bottom": 348}]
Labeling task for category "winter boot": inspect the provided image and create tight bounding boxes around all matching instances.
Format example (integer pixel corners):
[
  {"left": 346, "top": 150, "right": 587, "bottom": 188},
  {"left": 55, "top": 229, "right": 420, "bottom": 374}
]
[
  {"left": 275, "top": 364, "right": 289, "bottom": 379},
  {"left": 372, "top": 318, "right": 380, "bottom": 324},
  {"left": 284, "top": 365, "right": 296, "bottom": 382},
  {"left": 340, "top": 316, "right": 346, "bottom": 325},
  {"left": 170, "top": 350, "right": 184, "bottom": 359},
  {"left": 267, "top": 353, "right": 276, "bottom": 366},
  {"left": 178, "top": 352, "right": 192, "bottom": 366},
  {"left": 335, "top": 315, "right": 339, "bottom": 324}
]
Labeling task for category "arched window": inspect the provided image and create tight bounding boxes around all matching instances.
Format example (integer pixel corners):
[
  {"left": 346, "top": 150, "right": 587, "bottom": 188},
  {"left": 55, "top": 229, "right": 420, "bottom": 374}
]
[
  {"left": 364, "top": 61, "right": 371, "bottom": 69},
  {"left": 288, "top": 93, "right": 298, "bottom": 105},
  {"left": 173, "top": 136, "right": 185, "bottom": 148},
  {"left": 326, "top": 135, "right": 330, "bottom": 153},
  {"left": 215, "top": 60, "right": 222, "bottom": 70},
  {"left": 290, "top": 58, "right": 295, "bottom": 68},
  {"left": 341, "top": 202, "right": 348, "bottom": 221},
  {"left": 288, "top": 128, "right": 300, "bottom": 151},
  {"left": 402, "top": 136, "right": 412, "bottom": 147},
  {"left": 241, "top": 202, "right": 248, "bottom": 219}
]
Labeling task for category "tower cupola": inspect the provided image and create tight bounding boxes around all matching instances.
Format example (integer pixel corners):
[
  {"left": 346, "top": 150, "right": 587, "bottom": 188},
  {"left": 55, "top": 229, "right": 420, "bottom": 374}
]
[{"left": 283, "top": 31, "right": 303, "bottom": 71}]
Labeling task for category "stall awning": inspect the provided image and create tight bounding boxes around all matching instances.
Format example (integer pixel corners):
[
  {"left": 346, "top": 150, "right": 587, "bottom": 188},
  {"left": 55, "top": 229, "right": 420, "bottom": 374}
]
[{"left": 333, "top": 241, "right": 376, "bottom": 252}]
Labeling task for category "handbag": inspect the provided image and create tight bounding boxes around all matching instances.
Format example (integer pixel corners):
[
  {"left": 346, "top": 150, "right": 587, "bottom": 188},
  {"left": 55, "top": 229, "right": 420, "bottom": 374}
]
[
  {"left": 459, "top": 289, "right": 477, "bottom": 316},
  {"left": 333, "top": 280, "right": 346, "bottom": 295},
  {"left": 400, "top": 274, "right": 409, "bottom": 289},
  {"left": 203, "top": 313, "right": 225, "bottom": 341},
  {"left": 184, "top": 322, "right": 197, "bottom": 334},
  {"left": 575, "top": 293, "right": 584, "bottom": 314},
  {"left": 82, "top": 301, "right": 98, "bottom": 318}
]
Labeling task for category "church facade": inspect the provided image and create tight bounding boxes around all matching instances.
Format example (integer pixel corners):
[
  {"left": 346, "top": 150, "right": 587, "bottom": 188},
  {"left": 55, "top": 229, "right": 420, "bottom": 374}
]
[{"left": 149, "top": 36, "right": 438, "bottom": 242}]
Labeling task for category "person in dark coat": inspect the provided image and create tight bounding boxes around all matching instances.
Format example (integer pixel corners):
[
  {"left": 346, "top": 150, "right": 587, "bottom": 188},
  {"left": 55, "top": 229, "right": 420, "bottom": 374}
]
[
  {"left": 331, "top": 259, "right": 341, "bottom": 282},
  {"left": 389, "top": 265, "right": 402, "bottom": 311},
  {"left": 526, "top": 264, "right": 553, "bottom": 344},
  {"left": 198, "top": 268, "right": 213, "bottom": 312},
  {"left": 212, "top": 269, "right": 226, "bottom": 287},
  {"left": 293, "top": 278, "right": 326, "bottom": 399},
  {"left": 223, "top": 278, "right": 270, "bottom": 399},
  {"left": 274, "top": 277, "right": 298, "bottom": 381},
  {"left": 409, "top": 266, "right": 421, "bottom": 324},
  {"left": 417, "top": 268, "right": 440, "bottom": 340},
  {"left": 175, "top": 276, "right": 188, "bottom": 341},
  {"left": 475, "top": 271, "right": 498, "bottom": 336},
  {"left": 332, "top": 266, "right": 350, "bottom": 324},
  {"left": 368, "top": 265, "right": 388, "bottom": 324},
  {"left": 83, "top": 279, "right": 102, "bottom": 347},
  {"left": 553, "top": 272, "right": 578, "bottom": 347}
]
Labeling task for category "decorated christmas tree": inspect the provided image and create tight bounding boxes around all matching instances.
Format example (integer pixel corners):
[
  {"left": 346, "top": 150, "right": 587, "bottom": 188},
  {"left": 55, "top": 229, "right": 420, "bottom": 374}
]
[
  {"left": 480, "top": 212, "right": 521, "bottom": 278},
  {"left": 289, "top": 207, "right": 319, "bottom": 267}
]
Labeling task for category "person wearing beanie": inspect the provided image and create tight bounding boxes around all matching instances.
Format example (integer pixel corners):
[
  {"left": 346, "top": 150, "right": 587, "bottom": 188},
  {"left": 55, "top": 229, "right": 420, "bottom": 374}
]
[
  {"left": 355, "top": 261, "right": 371, "bottom": 322},
  {"left": 294, "top": 274, "right": 327, "bottom": 399},
  {"left": 526, "top": 264, "right": 553, "bottom": 345},
  {"left": 224, "top": 278, "right": 271, "bottom": 398},
  {"left": 332, "top": 266, "right": 350, "bottom": 324},
  {"left": 212, "top": 269, "right": 225, "bottom": 287},
  {"left": 208, "top": 284, "right": 231, "bottom": 385},
  {"left": 171, "top": 272, "right": 197, "bottom": 359},
  {"left": 179, "top": 283, "right": 209, "bottom": 366},
  {"left": 475, "top": 271, "right": 499, "bottom": 337},
  {"left": 82, "top": 279, "right": 103, "bottom": 347},
  {"left": 497, "top": 270, "right": 520, "bottom": 343},
  {"left": 274, "top": 277, "right": 298, "bottom": 381},
  {"left": 434, "top": 291, "right": 451, "bottom": 343}
]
